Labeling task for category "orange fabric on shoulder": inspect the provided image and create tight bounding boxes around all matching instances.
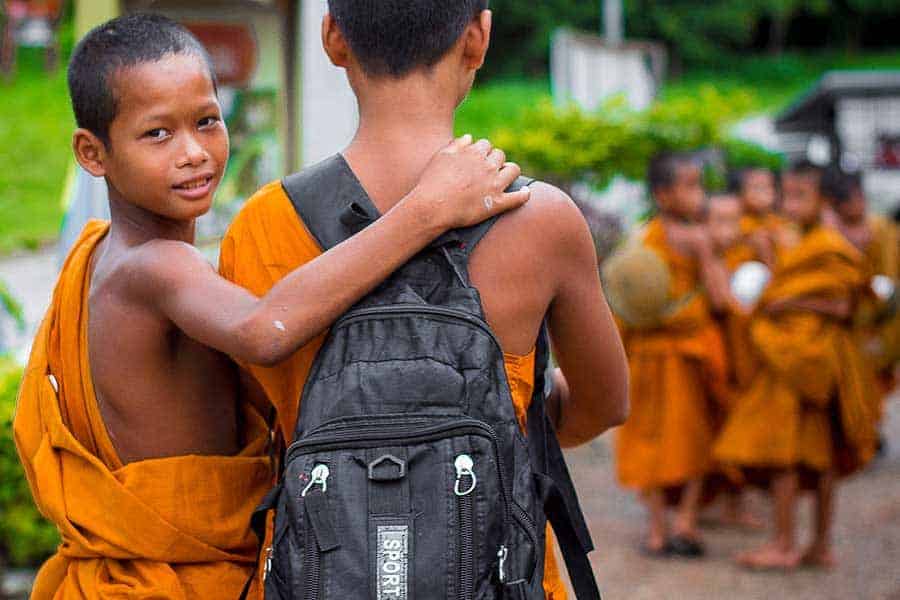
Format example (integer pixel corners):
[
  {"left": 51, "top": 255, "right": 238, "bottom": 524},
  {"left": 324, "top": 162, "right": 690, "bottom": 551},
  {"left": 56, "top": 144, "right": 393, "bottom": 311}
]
[
  {"left": 14, "top": 221, "right": 272, "bottom": 599},
  {"left": 616, "top": 218, "right": 728, "bottom": 491},
  {"left": 221, "top": 183, "right": 569, "bottom": 599}
]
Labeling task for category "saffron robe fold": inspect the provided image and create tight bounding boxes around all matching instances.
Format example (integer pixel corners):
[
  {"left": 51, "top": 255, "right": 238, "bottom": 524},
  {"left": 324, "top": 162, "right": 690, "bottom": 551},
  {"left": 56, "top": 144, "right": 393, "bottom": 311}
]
[
  {"left": 714, "top": 226, "right": 878, "bottom": 476},
  {"left": 615, "top": 218, "right": 728, "bottom": 491},
  {"left": 14, "top": 220, "right": 272, "bottom": 599},
  {"left": 220, "top": 182, "right": 569, "bottom": 599}
]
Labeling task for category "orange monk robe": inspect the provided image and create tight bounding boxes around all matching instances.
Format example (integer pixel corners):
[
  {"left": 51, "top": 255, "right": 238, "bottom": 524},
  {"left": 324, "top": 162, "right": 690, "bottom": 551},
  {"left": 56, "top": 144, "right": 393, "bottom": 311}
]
[
  {"left": 854, "top": 215, "right": 899, "bottom": 399},
  {"left": 219, "top": 182, "right": 569, "bottom": 599},
  {"left": 740, "top": 212, "right": 785, "bottom": 239},
  {"left": 714, "top": 226, "right": 878, "bottom": 479},
  {"left": 615, "top": 218, "right": 729, "bottom": 491},
  {"left": 13, "top": 221, "right": 272, "bottom": 599},
  {"left": 720, "top": 243, "right": 762, "bottom": 391}
]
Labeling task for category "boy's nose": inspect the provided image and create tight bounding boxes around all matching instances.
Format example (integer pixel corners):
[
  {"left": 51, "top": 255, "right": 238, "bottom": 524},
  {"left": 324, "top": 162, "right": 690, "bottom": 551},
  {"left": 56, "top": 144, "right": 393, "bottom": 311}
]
[{"left": 178, "top": 134, "right": 210, "bottom": 167}]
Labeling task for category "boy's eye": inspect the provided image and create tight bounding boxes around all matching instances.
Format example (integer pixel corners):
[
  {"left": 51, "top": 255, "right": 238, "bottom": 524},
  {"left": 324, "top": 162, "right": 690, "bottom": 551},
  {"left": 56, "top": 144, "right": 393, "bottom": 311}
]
[
  {"left": 144, "top": 128, "right": 170, "bottom": 141},
  {"left": 199, "top": 116, "right": 220, "bottom": 128}
]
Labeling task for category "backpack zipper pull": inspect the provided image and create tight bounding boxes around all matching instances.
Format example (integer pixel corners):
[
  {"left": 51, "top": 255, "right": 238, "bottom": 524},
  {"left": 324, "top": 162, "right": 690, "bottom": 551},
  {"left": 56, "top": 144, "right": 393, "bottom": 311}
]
[
  {"left": 497, "top": 545, "right": 509, "bottom": 583},
  {"left": 454, "top": 454, "right": 477, "bottom": 496},
  {"left": 263, "top": 546, "right": 273, "bottom": 581},
  {"left": 302, "top": 464, "right": 330, "bottom": 497}
]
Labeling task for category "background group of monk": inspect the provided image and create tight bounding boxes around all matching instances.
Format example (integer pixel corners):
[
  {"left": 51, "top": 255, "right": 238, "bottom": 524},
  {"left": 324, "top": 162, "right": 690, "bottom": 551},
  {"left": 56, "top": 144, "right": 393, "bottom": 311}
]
[{"left": 610, "top": 152, "right": 897, "bottom": 571}]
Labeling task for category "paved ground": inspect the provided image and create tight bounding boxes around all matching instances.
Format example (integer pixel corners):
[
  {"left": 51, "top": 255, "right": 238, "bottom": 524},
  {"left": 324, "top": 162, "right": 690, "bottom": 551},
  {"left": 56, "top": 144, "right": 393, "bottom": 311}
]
[{"left": 559, "top": 397, "right": 900, "bottom": 600}]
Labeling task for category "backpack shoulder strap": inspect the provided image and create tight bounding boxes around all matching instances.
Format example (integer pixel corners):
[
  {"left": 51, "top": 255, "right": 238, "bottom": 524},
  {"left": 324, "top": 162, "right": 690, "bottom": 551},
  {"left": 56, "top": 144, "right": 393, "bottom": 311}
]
[
  {"left": 436, "top": 176, "right": 535, "bottom": 287},
  {"left": 282, "top": 154, "right": 380, "bottom": 250},
  {"left": 528, "top": 322, "right": 602, "bottom": 600}
]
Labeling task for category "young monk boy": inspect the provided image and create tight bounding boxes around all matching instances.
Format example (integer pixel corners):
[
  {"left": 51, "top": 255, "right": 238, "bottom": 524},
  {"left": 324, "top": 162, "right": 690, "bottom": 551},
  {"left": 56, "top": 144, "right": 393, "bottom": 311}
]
[
  {"left": 13, "top": 14, "right": 533, "bottom": 598},
  {"left": 219, "top": 2, "right": 630, "bottom": 597},
  {"left": 824, "top": 169, "right": 897, "bottom": 447},
  {"left": 714, "top": 161, "right": 878, "bottom": 570},
  {"left": 704, "top": 192, "right": 764, "bottom": 528},
  {"left": 615, "top": 153, "right": 733, "bottom": 557},
  {"left": 732, "top": 167, "right": 780, "bottom": 267}
]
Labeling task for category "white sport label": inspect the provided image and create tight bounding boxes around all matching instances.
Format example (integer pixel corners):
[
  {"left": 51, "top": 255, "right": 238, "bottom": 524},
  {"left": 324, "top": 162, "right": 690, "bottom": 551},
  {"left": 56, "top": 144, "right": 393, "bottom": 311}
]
[{"left": 376, "top": 525, "right": 409, "bottom": 600}]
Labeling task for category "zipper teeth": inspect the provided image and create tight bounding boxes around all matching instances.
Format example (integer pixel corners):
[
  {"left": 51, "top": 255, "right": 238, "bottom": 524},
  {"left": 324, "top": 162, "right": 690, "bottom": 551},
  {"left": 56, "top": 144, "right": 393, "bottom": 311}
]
[
  {"left": 334, "top": 304, "right": 502, "bottom": 351},
  {"left": 304, "top": 506, "right": 322, "bottom": 600},
  {"left": 458, "top": 491, "right": 475, "bottom": 600}
]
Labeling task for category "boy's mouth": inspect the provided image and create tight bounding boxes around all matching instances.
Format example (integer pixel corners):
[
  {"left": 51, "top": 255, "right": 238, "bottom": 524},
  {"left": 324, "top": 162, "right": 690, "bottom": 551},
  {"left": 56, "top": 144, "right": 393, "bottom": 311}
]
[{"left": 172, "top": 174, "right": 215, "bottom": 199}]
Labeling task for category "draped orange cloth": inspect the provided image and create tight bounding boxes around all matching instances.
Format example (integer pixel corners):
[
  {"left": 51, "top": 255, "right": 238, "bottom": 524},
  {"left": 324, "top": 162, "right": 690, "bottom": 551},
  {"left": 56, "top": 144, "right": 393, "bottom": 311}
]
[
  {"left": 740, "top": 212, "right": 785, "bottom": 239},
  {"left": 220, "top": 182, "right": 568, "bottom": 598},
  {"left": 615, "top": 218, "right": 728, "bottom": 491},
  {"left": 720, "top": 243, "right": 760, "bottom": 391},
  {"left": 714, "top": 226, "right": 878, "bottom": 476},
  {"left": 13, "top": 221, "right": 272, "bottom": 599}
]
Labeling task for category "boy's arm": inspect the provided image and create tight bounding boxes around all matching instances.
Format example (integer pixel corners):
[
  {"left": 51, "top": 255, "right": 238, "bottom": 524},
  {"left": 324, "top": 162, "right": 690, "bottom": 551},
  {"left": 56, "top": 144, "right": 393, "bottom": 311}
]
[
  {"left": 692, "top": 229, "right": 736, "bottom": 313},
  {"left": 765, "top": 296, "right": 852, "bottom": 319},
  {"left": 134, "top": 137, "right": 531, "bottom": 366},
  {"left": 541, "top": 188, "right": 630, "bottom": 448}
]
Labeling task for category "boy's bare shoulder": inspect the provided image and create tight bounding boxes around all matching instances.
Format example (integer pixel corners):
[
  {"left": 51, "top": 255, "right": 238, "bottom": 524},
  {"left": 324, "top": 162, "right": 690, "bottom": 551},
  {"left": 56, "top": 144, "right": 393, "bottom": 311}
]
[
  {"left": 490, "top": 181, "right": 593, "bottom": 256},
  {"left": 103, "top": 240, "right": 214, "bottom": 305}
]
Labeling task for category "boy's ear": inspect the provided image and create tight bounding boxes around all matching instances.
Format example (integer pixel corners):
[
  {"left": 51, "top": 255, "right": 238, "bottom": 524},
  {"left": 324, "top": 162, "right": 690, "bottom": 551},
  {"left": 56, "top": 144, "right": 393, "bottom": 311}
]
[
  {"left": 73, "top": 129, "right": 107, "bottom": 178},
  {"left": 462, "top": 9, "right": 492, "bottom": 71},
  {"left": 322, "top": 13, "right": 351, "bottom": 69}
]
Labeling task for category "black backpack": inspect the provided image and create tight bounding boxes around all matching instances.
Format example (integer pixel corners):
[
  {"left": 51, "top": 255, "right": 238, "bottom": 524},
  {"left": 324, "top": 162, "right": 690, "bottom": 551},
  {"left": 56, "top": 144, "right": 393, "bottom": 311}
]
[{"left": 247, "top": 155, "right": 600, "bottom": 600}]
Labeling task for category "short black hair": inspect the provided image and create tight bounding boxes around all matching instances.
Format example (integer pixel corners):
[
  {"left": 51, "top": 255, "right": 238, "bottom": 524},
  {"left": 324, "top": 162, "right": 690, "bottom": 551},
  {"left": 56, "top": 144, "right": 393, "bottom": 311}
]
[
  {"left": 821, "top": 167, "right": 862, "bottom": 204},
  {"left": 68, "top": 13, "right": 215, "bottom": 145},
  {"left": 728, "top": 167, "right": 771, "bottom": 194},
  {"left": 327, "top": 0, "right": 489, "bottom": 77},
  {"left": 647, "top": 152, "right": 696, "bottom": 195},
  {"left": 784, "top": 159, "right": 823, "bottom": 181}
]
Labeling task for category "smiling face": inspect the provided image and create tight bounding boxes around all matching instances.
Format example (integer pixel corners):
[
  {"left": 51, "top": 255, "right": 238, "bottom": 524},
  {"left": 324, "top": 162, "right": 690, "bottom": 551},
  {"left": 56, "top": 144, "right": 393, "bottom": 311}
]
[{"left": 76, "top": 53, "right": 228, "bottom": 222}]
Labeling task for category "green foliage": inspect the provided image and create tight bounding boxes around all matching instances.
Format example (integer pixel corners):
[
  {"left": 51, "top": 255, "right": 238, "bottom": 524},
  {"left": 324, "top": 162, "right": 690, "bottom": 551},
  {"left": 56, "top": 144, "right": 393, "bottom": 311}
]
[
  {"left": 0, "top": 49, "right": 72, "bottom": 254},
  {"left": 0, "top": 362, "right": 59, "bottom": 567},
  {"left": 0, "top": 281, "right": 25, "bottom": 331},
  {"left": 490, "top": 87, "right": 773, "bottom": 190},
  {"left": 484, "top": 1, "right": 900, "bottom": 79}
]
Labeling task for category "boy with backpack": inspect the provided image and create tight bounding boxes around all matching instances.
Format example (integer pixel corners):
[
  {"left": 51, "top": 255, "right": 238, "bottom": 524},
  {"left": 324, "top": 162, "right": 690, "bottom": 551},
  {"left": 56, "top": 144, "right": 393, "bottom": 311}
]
[
  {"left": 14, "top": 14, "right": 530, "bottom": 598},
  {"left": 220, "top": 1, "right": 630, "bottom": 598}
]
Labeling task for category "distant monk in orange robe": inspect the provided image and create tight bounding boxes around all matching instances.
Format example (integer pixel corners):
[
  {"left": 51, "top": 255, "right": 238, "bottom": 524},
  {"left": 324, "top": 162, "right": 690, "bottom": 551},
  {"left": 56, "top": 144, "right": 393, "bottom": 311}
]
[
  {"left": 14, "top": 15, "right": 529, "bottom": 599},
  {"left": 704, "top": 192, "right": 764, "bottom": 529},
  {"left": 732, "top": 167, "right": 781, "bottom": 268},
  {"left": 824, "top": 169, "right": 899, "bottom": 412},
  {"left": 616, "top": 153, "right": 733, "bottom": 557},
  {"left": 714, "top": 161, "right": 878, "bottom": 571}
]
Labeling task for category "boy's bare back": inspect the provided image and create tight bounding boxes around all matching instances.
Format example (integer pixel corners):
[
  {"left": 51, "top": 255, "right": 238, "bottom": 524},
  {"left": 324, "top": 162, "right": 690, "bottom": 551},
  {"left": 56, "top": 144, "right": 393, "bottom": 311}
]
[{"left": 88, "top": 240, "right": 244, "bottom": 463}]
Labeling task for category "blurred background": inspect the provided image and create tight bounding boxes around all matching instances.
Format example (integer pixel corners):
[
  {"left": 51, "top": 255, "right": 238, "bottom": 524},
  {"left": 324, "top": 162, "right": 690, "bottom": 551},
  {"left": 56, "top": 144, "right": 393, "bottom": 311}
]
[{"left": 0, "top": 1, "right": 898, "bottom": 598}]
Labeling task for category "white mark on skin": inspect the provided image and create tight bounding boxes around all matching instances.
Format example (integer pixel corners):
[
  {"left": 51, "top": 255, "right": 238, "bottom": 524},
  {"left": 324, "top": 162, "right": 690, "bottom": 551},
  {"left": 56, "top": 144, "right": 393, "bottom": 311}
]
[{"left": 274, "top": 320, "right": 287, "bottom": 332}]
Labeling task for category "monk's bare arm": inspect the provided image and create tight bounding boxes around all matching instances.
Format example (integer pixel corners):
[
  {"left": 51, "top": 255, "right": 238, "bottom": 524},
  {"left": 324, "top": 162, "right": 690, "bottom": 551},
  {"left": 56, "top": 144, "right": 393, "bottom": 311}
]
[
  {"left": 542, "top": 187, "right": 629, "bottom": 447},
  {"left": 133, "top": 150, "right": 532, "bottom": 367},
  {"left": 766, "top": 296, "right": 853, "bottom": 319},
  {"left": 693, "top": 231, "right": 735, "bottom": 312}
]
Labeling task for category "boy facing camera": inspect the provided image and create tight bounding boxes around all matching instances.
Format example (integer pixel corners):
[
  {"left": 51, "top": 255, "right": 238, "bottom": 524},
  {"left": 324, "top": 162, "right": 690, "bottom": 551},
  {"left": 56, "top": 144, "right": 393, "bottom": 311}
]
[{"left": 15, "top": 14, "right": 530, "bottom": 598}]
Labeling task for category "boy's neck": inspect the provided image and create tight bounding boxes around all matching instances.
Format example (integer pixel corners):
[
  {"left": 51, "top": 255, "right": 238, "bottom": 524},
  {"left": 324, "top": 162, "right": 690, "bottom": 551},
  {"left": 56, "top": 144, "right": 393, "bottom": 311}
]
[
  {"left": 343, "top": 76, "right": 459, "bottom": 214},
  {"left": 659, "top": 211, "right": 694, "bottom": 225},
  {"left": 107, "top": 194, "right": 196, "bottom": 248}
]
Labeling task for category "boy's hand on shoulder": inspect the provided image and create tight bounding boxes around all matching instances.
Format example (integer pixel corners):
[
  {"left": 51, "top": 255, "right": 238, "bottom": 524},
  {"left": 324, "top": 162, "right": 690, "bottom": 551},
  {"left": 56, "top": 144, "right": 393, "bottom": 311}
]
[{"left": 407, "top": 134, "right": 531, "bottom": 230}]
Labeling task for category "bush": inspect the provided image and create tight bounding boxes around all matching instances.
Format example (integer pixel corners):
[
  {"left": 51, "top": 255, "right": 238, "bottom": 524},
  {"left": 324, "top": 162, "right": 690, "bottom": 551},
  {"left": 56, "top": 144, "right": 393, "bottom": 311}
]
[
  {"left": 0, "top": 362, "right": 59, "bottom": 568},
  {"left": 491, "top": 86, "right": 782, "bottom": 191}
]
